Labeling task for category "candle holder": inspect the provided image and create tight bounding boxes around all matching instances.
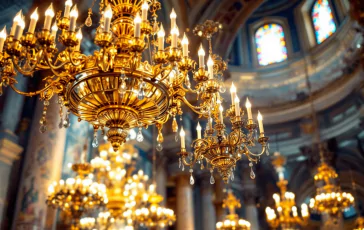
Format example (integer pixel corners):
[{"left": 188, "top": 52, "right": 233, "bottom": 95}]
[
  {"left": 95, "top": 32, "right": 113, "bottom": 48},
  {"left": 205, "top": 79, "right": 220, "bottom": 93},
  {"left": 178, "top": 56, "right": 195, "bottom": 72},
  {"left": 141, "top": 20, "right": 152, "bottom": 35},
  {"left": 130, "top": 37, "right": 146, "bottom": 53},
  {"left": 193, "top": 67, "right": 209, "bottom": 82},
  {"left": 57, "top": 17, "right": 70, "bottom": 31},
  {"left": 59, "top": 30, "right": 78, "bottom": 47},
  {"left": 0, "top": 52, "right": 6, "bottom": 67},
  {"left": 20, "top": 32, "right": 37, "bottom": 48},
  {"left": 7, "top": 40, "right": 21, "bottom": 57},
  {"left": 167, "top": 47, "right": 182, "bottom": 62},
  {"left": 37, "top": 29, "right": 54, "bottom": 47},
  {"left": 154, "top": 50, "right": 167, "bottom": 64}
]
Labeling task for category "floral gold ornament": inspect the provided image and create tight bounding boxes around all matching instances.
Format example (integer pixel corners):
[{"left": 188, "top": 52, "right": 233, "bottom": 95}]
[
  {"left": 0, "top": 0, "right": 268, "bottom": 183},
  {"left": 265, "top": 152, "right": 309, "bottom": 229},
  {"left": 216, "top": 191, "right": 251, "bottom": 230}
]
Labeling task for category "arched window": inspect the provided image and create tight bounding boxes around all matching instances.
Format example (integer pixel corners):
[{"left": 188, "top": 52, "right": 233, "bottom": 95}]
[
  {"left": 311, "top": 0, "right": 336, "bottom": 44},
  {"left": 255, "top": 24, "right": 287, "bottom": 66}
]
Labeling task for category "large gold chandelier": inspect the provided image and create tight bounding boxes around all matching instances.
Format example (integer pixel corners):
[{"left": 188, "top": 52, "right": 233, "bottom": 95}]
[
  {"left": 216, "top": 191, "right": 251, "bottom": 230},
  {"left": 309, "top": 157, "right": 354, "bottom": 217},
  {"left": 0, "top": 0, "right": 268, "bottom": 183},
  {"left": 265, "top": 153, "right": 309, "bottom": 229}
]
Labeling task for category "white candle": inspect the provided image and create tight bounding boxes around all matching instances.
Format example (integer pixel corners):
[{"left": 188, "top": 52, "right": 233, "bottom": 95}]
[
  {"left": 246, "top": 98, "right": 252, "bottom": 120},
  {"left": 196, "top": 122, "right": 201, "bottom": 139},
  {"left": 80, "top": 149, "right": 85, "bottom": 163},
  {"left": 198, "top": 44, "right": 205, "bottom": 68},
  {"left": 51, "top": 22, "right": 58, "bottom": 41},
  {"left": 208, "top": 117, "right": 213, "bottom": 130},
  {"left": 171, "top": 27, "right": 178, "bottom": 48},
  {"left": 28, "top": 8, "right": 38, "bottom": 33},
  {"left": 180, "top": 127, "right": 185, "bottom": 149},
  {"left": 257, "top": 111, "right": 264, "bottom": 136},
  {"left": 44, "top": 4, "right": 55, "bottom": 31},
  {"left": 230, "top": 82, "right": 236, "bottom": 105},
  {"left": 234, "top": 96, "right": 240, "bottom": 117},
  {"left": 219, "top": 105, "right": 224, "bottom": 124},
  {"left": 181, "top": 33, "right": 188, "bottom": 57},
  {"left": 0, "top": 27, "right": 7, "bottom": 53},
  {"left": 207, "top": 56, "right": 214, "bottom": 79},
  {"left": 170, "top": 8, "right": 176, "bottom": 29},
  {"left": 141, "top": 0, "right": 148, "bottom": 21},
  {"left": 75, "top": 29, "right": 82, "bottom": 51},
  {"left": 14, "top": 16, "right": 25, "bottom": 40},
  {"left": 10, "top": 10, "right": 22, "bottom": 36},
  {"left": 104, "top": 4, "right": 112, "bottom": 33},
  {"left": 157, "top": 24, "right": 165, "bottom": 51},
  {"left": 64, "top": 0, "right": 72, "bottom": 18},
  {"left": 69, "top": 4, "right": 78, "bottom": 32},
  {"left": 134, "top": 12, "right": 141, "bottom": 38}
]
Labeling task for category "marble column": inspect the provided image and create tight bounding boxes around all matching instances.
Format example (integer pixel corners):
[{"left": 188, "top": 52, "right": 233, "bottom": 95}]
[
  {"left": 242, "top": 163, "right": 259, "bottom": 230},
  {"left": 156, "top": 156, "right": 168, "bottom": 205},
  {"left": 176, "top": 174, "right": 194, "bottom": 230},
  {"left": 214, "top": 176, "right": 226, "bottom": 222},
  {"left": 0, "top": 139, "right": 23, "bottom": 225},
  {"left": 12, "top": 97, "right": 67, "bottom": 230},
  {"left": 200, "top": 175, "right": 216, "bottom": 230}
]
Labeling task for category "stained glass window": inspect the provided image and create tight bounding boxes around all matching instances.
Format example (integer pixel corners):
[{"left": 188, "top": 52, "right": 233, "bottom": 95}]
[
  {"left": 312, "top": 0, "right": 336, "bottom": 44},
  {"left": 255, "top": 24, "right": 287, "bottom": 66}
]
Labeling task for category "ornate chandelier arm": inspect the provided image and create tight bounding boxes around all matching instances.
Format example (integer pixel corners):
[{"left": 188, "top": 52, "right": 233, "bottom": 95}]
[
  {"left": 177, "top": 95, "right": 210, "bottom": 115},
  {"left": 9, "top": 81, "right": 57, "bottom": 97},
  {"left": 67, "top": 49, "right": 86, "bottom": 67},
  {"left": 11, "top": 51, "right": 44, "bottom": 76},
  {"left": 244, "top": 144, "right": 268, "bottom": 158}
]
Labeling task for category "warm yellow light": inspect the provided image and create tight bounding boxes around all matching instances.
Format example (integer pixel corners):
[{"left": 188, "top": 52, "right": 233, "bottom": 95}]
[
  {"left": 134, "top": 12, "right": 142, "bottom": 24},
  {"left": 196, "top": 122, "right": 201, "bottom": 131},
  {"left": 51, "top": 23, "right": 58, "bottom": 32},
  {"left": 45, "top": 4, "right": 55, "bottom": 17},
  {"left": 257, "top": 111, "right": 263, "bottom": 121},
  {"left": 65, "top": 0, "right": 72, "bottom": 6},
  {"left": 198, "top": 44, "right": 205, "bottom": 56},
  {"left": 76, "top": 29, "right": 82, "bottom": 40},
  {"left": 181, "top": 33, "right": 188, "bottom": 45},
  {"left": 170, "top": 8, "right": 177, "bottom": 19},
  {"left": 104, "top": 4, "right": 112, "bottom": 19},
  {"left": 142, "top": 1, "right": 149, "bottom": 10},
  {"left": 31, "top": 8, "right": 39, "bottom": 21},
  {"left": 158, "top": 24, "right": 165, "bottom": 37},
  {"left": 180, "top": 127, "right": 185, "bottom": 137},
  {"left": 70, "top": 5, "right": 78, "bottom": 18},
  {"left": 230, "top": 82, "right": 236, "bottom": 93},
  {"left": 0, "top": 27, "right": 7, "bottom": 39},
  {"left": 246, "top": 98, "right": 251, "bottom": 108},
  {"left": 207, "top": 56, "right": 214, "bottom": 67}
]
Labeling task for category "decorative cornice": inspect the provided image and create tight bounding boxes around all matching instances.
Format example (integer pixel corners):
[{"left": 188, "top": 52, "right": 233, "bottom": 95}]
[{"left": 0, "top": 137, "right": 23, "bottom": 165}]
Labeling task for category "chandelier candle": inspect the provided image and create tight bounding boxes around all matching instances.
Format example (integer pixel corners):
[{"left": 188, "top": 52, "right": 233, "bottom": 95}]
[
  {"left": 14, "top": 16, "right": 25, "bottom": 40},
  {"left": 207, "top": 56, "right": 214, "bottom": 79},
  {"left": 245, "top": 98, "right": 253, "bottom": 121},
  {"left": 10, "top": 11, "right": 22, "bottom": 36},
  {"left": 196, "top": 122, "right": 202, "bottom": 139},
  {"left": 28, "top": 8, "right": 38, "bottom": 33},
  {"left": 142, "top": 0, "right": 149, "bottom": 21},
  {"left": 180, "top": 127, "right": 186, "bottom": 149},
  {"left": 171, "top": 27, "right": 178, "bottom": 48},
  {"left": 44, "top": 4, "right": 54, "bottom": 31},
  {"left": 170, "top": 9, "right": 176, "bottom": 29},
  {"left": 104, "top": 5, "right": 112, "bottom": 33},
  {"left": 182, "top": 33, "right": 189, "bottom": 57},
  {"left": 0, "top": 27, "right": 6, "bottom": 53},
  {"left": 134, "top": 12, "right": 141, "bottom": 38},
  {"left": 230, "top": 83, "right": 236, "bottom": 105},
  {"left": 198, "top": 44, "right": 205, "bottom": 68},
  {"left": 257, "top": 111, "right": 264, "bottom": 136},
  {"left": 51, "top": 23, "right": 58, "bottom": 41},
  {"left": 158, "top": 24, "right": 165, "bottom": 50},
  {"left": 234, "top": 96, "right": 240, "bottom": 117},
  {"left": 75, "top": 29, "right": 82, "bottom": 51},
  {"left": 219, "top": 105, "right": 224, "bottom": 124},
  {"left": 69, "top": 5, "right": 78, "bottom": 32},
  {"left": 64, "top": 0, "right": 72, "bottom": 18}
]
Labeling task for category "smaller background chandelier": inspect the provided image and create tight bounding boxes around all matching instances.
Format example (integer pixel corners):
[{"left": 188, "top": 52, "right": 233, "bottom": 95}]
[
  {"left": 216, "top": 190, "right": 251, "bottom": 230},
  {"left": 265, "top": 152, "right": 309, "bottom": 229},
  {"left": 79, "top": 217, "right": 95, "bottom": 230},
  {"left": 309, "top": 146, "right": 354, "bottom": 217},
  {"left": 46, "top": 161, "right": 108, "bottom": 228}
]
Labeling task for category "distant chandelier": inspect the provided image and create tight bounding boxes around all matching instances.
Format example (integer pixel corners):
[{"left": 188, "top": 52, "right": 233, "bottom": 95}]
[
  {"left": 0, "top": 0, "right": 268, "bottom": 183},
  {"left": 309, "top": 158, "right": 354, "bottom": 217},
  {"left": 265, "top": 153, "right": 309, "bottom": 229},
  {"left": 355, "top": 216, "right": 364, "bottom": 230},
  {"left": 46, "top": 162, "right": 108, "bottom": 228},
  {"left": 216, "top": 191, "right": 251, "bottom": 230}
]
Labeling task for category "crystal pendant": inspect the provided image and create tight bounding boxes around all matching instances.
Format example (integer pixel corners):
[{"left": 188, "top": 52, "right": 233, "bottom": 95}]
[
  {"left": 179, "top": 158, "right": 181, "bottom": 168},
  {"left": 210, "top": 174, "right": 215, "bottom": 184},
  {"left": 92, "top": 136, "right": 99, "bottom": 148},
  {"left": 182, "top": 164, "right": 185, "bottom": 171},
  {"left": 190, "top": 174, "right": 195, "bottom": 185},
  {"left": 175, "top": 134, "right": 179, "bottom": 142},
  {"left": 85, "top": 15, "right": 92, "bottom": 27},
  {"left": 39, "top": 125, "right": 47, "bottom": 133},
  {"left": 118, "top": 80, "right": 126, "bottom": 95},
  {"left": 172, "top": 117, "right": 178, "bottom": 132},
  {"left": 63, "top": 115, "right": 70, "bottom": 128},
  {"left": 250, "top": 169, "right": 256, "bottom": 179},
  {"left": 44, "top": 100, "right": 50, "bottom": 106},
  {"left": 58, "top": 118, "right": 63, "bottom": 129},
  {"left": 231, "top": 171, "right": 234, "bottom": 181},
  {"left": 156, "top": 143, "right": 163, "bottom": 152},
  {"left": 266, "top": 143, "right": 270, "bottom": 156},
  {"left": 136, "top": 129, "right": 144, "bottom": 142},
  {"left": 219, "top": 84, "right": 226, "bottom": 93},
  {"left": 138, "top": 88, "right": 145, "bottom": 100}
]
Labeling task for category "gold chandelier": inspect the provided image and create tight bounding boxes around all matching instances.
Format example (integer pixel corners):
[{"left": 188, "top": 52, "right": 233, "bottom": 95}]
[
  {"left": 309, "top": 154, "right": 354, "bottom": 217},
  {"left": 0, "top": 0, "right": 268, "bottom": 183},
  {"left": 79, "top": 217, "right": 96, "bottom": 230},
  {"left": 265, "top": 153, "right": 309, "bottom": 229},
  {"left": 355, "top": 216, "right": 364, "bottom": 230},
  {"left": 216, "top": 191, "right": 251, "bottom": 230},
  {"left": 46, "top": 162, "right": 108, "bottom": 228}
]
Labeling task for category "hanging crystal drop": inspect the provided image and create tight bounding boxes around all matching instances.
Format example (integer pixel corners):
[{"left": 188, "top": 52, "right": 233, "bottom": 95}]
[
  {"left": 250, "top": 168, "right": 256, "bottom": 179},
  {"left": 175, "top": 134, "right": 179, "bottom": 142},
  {"left": 85, "top": 15, "right": 92, "bottom": 27},
  {"left": 63, "top": 114, "right": 70, "bottom": 128},
  {"left": 156, "top": 143, "right": 163, "bottom": 152},
  {"left": 190, "top": 174, "right": 195, "bottom": 185},
  {"left": 136, "top": 129, "right": 144, "bottom": 142},
  {"left": 44, "top": 100, "right": 50, "bottom": 106},
  {"left": 266, "top": 143, "right": 270, "bottom": 156},
  {"left": 39, "top": 124, "right": 47, "bottom": 133},
  {"left": 254, "top": 129, "right": 258, "bottom": 141},
  {"left": 172, "top": 117, "right": 178, "bottom": 133},
  {"left": 219, "top": 84, "right": 226, "bottom": 93},
  {"left": 118, "top": 80, "right": 126, "bottom": 95},
  {"left": 92, "top": 135, "right": 99, "bottom": 148},
  {"left": 179, "top": 157, "right": 181, "bottom": 168},
  {"left": 182, "top": 164, "right": 185, "bottom": 171},
  {"left": 138, "top": 87, "right": 145, "bottom": 100},
  {"left": 231, "top": 171, "right": 235, "bottom": 181},
  {"left": 210, "top": 174, "right": 215, "bottom": 184},
  {"left": 58, "top": 118, "right": 63, "bottom": 129}
]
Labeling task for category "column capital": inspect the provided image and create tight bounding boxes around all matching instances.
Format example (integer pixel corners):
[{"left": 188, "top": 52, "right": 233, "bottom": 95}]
[{"left": 0, "top": 137, "right": 23, "bottom": 165}]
